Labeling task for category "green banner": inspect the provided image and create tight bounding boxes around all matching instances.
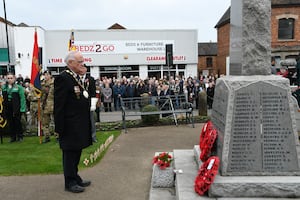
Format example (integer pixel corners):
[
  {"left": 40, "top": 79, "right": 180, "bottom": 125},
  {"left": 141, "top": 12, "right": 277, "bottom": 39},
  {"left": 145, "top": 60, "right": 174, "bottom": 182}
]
[{"left": 0, "top": 48, "right": 9, "bottom": 62}]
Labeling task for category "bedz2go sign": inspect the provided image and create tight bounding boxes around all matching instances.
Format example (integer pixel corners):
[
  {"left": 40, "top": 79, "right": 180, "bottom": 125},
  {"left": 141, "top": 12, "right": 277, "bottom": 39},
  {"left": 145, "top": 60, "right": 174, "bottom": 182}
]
[{"left": 75, "top": 43, "right": 115, "bottom": 54}]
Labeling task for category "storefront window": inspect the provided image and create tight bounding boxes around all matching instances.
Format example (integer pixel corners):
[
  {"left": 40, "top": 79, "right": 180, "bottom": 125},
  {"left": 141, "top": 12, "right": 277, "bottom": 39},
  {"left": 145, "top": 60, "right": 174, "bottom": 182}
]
[
  {"left": 0, "top": 65, "right": 9, "bottom": 75},
  {"left": 178, "top": 64, "right": 185, "bottom": 69},
  {"left": 148, "top": 71, "right": 161, "bottom": 79},
  {"left": 100, "top": 65, "right": 139, "bottom": 79},
  {"left": 148, "top": 65, "right": 162, "bottom": 79}
]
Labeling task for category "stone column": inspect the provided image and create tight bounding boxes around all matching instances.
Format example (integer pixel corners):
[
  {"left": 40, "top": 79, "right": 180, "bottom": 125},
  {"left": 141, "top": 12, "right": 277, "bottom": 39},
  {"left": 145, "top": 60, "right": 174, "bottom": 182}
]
[{"left": 230, "top": 0, "right": 271, "bottom": 75}]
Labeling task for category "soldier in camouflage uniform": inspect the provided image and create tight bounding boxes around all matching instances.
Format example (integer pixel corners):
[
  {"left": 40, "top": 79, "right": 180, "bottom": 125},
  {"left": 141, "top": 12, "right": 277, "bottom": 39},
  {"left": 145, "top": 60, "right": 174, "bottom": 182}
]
[
  {"left": 26, "top": 84, "right": 39, "bottom": 132},
  {"left": 41, "top": 70, "right": 55, "bottom": 143}
]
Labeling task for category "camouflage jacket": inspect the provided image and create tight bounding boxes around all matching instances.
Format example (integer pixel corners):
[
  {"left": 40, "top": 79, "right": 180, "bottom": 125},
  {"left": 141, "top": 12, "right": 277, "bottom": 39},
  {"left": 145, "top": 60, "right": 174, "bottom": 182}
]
[{"left": 41, "top": 78, "right": 54, "bottom": 114}]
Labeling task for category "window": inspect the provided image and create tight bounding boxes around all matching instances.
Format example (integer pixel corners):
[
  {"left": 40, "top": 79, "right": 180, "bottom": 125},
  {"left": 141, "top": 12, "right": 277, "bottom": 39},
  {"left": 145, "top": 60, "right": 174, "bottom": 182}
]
[
  {"left": 206, "top": 57, "right": 213, "bottom": 68},
  {"left": 278, "top": 18, "right": 295, "bottom": 40}
]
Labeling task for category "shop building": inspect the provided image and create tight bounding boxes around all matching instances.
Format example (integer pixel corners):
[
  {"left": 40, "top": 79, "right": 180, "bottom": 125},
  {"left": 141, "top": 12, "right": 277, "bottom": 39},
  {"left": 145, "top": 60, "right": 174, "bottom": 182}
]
[
  {"left": 0, "top": 18, "right": 198, "bottom": 80},
  {"left": 46, "top": 29, "right": 198, "bottom": 80}
]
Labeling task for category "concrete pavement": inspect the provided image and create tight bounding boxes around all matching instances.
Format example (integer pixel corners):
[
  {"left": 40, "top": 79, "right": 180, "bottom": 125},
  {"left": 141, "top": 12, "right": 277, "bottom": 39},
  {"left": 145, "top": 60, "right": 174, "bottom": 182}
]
[{"left": 0, "top": 124, "right": 201, "bottom": 200}]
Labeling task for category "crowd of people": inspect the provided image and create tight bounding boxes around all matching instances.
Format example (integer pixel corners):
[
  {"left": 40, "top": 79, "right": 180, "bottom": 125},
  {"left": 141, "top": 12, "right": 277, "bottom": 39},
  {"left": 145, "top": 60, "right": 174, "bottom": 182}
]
[
  {"left": 96, "top": 74, "right": 217, "bottom": 112},
  {"left": 0, "top": 71, "right": 217, "bottom": 142},
  {"left": 0, "top": 70, "right": 56, "bottom": 143}
]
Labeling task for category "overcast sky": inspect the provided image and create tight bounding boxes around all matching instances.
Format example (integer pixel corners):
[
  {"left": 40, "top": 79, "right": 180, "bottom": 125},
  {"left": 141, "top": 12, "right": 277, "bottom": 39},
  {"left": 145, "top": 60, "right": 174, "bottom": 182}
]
[{"left": 1, "top": 0, "right": 231, "bottom": 42}]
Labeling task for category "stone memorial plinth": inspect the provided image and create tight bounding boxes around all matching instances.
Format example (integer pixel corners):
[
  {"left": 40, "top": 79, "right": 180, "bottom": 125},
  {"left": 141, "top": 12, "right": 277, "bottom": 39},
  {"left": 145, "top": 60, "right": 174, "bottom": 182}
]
[
  {"left": 210, "top": 75, "right": 300, "bottom": 197},
  {"left": 212, "top": 75, "right": 300, "bottom": 176}
]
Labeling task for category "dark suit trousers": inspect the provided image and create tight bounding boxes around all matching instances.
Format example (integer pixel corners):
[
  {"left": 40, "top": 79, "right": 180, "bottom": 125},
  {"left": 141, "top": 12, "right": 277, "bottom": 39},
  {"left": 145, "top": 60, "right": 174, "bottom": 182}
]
[
  {"left": 62, "top": 149, "right": 83, "bottom": 188},
  {"left": 7, "top": 101, "right": 23, "bottom": 140}
]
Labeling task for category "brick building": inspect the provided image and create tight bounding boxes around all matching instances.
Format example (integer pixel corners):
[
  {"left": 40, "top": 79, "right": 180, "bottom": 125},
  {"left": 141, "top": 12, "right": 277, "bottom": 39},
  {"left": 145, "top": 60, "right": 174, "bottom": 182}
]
[
  {"left": 214, "top": 0, "right": 300, "bottom": 75},
  {"left": 197, "top": 42, "right": 218, "bottom": 77}
]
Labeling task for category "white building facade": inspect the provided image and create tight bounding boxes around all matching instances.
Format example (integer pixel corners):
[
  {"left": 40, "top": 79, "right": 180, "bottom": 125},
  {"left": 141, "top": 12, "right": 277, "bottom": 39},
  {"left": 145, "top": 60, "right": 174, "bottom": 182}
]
[
  {"left": 13, "top": 27, "right": 45, "bottom": 78},
  {"left": 46, "top": 29, "right": 198, "bottom": 80},
  {"left": 0, "top": 24, "right": 46, "bottom": 77},
  {"left": 0, "top": 24, "right": 198, "bottom": 80}
]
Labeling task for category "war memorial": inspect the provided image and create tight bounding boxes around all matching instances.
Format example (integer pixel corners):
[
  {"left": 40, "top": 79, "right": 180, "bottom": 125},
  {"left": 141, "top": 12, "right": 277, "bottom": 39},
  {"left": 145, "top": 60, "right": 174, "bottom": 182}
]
[
  {"left": 150, "top": 0, "right": 300, "bottom": 199},
  {"left": 209, "top": 0, "right": 300, "bottom": 198}
]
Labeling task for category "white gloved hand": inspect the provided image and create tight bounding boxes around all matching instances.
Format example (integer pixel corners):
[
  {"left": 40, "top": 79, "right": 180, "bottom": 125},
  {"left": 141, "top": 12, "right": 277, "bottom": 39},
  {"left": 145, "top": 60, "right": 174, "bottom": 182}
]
[{"left": 90, "top": 97, "right": 98, "bottom": 111}]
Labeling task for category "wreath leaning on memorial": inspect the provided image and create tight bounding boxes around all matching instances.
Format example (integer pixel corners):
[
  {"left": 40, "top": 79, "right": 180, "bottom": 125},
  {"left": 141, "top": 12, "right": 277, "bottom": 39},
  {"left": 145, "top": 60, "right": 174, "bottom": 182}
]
[
  {"left": 200, "top": 129, "right": 217, "bottom": 162},
  {"left": 194, "top": 156, "right": 220, "bottom": 196},
  {"left": 199, "top": 120, "right": 217, "bottom": 162},
  {"left": 199, "top": 120, "right": 213, "bottom": 150}
]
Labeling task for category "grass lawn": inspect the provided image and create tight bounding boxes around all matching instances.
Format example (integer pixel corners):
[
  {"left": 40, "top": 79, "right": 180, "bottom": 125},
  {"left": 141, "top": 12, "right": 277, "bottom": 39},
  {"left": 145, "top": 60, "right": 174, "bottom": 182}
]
[{"left": 0, "top": 130, "right": 121, "bottom": 176}]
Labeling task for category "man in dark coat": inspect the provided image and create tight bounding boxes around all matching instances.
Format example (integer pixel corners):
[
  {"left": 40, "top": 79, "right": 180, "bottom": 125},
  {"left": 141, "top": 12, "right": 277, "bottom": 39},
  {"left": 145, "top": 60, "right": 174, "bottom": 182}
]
[{"left": 54, "top": 51, "right": 92, "bottom": 193}]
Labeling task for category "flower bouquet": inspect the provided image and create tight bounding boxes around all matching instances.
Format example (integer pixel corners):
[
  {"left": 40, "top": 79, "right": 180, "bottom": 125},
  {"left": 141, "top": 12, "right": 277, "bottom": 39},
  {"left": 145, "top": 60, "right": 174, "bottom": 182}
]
[{"left": 152, "top": 152, "right": 173, "bottom": 170}]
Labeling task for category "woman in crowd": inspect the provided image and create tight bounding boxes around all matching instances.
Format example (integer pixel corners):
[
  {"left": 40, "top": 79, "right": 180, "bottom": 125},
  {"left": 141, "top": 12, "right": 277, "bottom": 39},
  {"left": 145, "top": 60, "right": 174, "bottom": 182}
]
[{"left": 102, "top": 83, "right": 112, "bottom": 112}]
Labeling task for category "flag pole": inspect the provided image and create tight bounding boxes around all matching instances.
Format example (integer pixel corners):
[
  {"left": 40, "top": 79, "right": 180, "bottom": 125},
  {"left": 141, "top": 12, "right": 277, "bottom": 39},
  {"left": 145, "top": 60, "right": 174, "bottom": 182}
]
[
  {"left": 37, "top": 96, "right": 42, "bottom": 144},
  {"left": 30, "top": 28, "right": 43, "bottom": 143},
  {"left": 68, "top": 29, "right": 76, "bottom": 51}
]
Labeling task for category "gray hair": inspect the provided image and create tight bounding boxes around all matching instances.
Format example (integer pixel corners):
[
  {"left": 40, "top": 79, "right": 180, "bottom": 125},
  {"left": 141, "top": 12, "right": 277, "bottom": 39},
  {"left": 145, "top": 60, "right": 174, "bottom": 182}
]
[{"left": 64, "top": 51, "right": 80, "bottom": 64}]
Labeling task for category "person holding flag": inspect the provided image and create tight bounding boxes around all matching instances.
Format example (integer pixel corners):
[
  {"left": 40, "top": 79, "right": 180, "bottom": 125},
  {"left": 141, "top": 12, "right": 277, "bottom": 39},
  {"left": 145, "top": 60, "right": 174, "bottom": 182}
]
[
  {"left": 1, "top": 72, "right": 26, "bottom": 142},
  {"left": 41, "top": 70, "right": 55, "bottom": 143}
]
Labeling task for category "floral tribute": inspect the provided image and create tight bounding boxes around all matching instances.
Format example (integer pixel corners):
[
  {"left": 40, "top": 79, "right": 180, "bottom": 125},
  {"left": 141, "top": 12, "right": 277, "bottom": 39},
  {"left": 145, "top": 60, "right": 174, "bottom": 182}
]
[
  {"left": 200, "top": 120, "right": 213, "bottom": 150},
  {"left": 152, "top": 152, "right": 173, "bottom": 170},
  {"left": 194, "top": 156, "right": 220, "bottom": 196},
  {"left": 199, "top": 120, "right": 218, "bottom": 162}
]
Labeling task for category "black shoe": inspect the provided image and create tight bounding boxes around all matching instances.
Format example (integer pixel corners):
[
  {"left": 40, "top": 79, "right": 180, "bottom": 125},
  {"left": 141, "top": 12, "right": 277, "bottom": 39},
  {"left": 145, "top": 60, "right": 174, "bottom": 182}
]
[
  {"left": 78, "top": 180, "right": 91, "bottom": 187},
  {"left": 9, "top": 139, "right": 16, "bottom": 143},
  {"left": 43, "top": 137, "right": 50, "bottom": 143},
  {"left": 92, "top": 138, "right": 98, "bottom": 143},
  {"left": 65, "top": 184, "right": 85, "bottom": 193}
]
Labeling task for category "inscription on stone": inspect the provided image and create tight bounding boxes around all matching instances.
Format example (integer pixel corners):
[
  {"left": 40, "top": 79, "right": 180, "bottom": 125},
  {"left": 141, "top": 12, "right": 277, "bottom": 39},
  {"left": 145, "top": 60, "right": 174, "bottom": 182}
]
[
  {"left": 227, "top": 83, "right": 299, "bottom": 174},
  {"left": 228, "top": 89, "right": 261, "bottom": 172},
  {"left": 211, "top": 81, "right": 228, "bottom": 133}
]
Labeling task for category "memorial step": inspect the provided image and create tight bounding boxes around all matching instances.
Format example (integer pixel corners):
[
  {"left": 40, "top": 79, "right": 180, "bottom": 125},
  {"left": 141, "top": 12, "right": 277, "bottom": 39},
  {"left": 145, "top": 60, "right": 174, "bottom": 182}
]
[
  {"left": 173, "top": 149, "right": 212, "bottom": 200},
  {"left": 150, "top": 148, "right": 300, "bottom": 199},
  {"left": 148, "top": 187, "right": 175, "bottom": 200},
  {"left": 174, "top": 148, "right": 300, "bottom": 199}
]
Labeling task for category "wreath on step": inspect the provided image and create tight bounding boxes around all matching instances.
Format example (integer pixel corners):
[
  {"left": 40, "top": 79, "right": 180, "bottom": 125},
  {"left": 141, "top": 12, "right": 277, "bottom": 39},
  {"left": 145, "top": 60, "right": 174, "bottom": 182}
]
[{"left": 194, "top": 156, "right": 220, "bottom": 196}]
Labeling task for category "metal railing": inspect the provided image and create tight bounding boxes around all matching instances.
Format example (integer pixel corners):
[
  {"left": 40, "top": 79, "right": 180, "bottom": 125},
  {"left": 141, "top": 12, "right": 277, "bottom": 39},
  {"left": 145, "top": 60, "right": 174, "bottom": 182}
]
[{"left": 120, "top": 94, "right": 194, "bottom": 132}]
